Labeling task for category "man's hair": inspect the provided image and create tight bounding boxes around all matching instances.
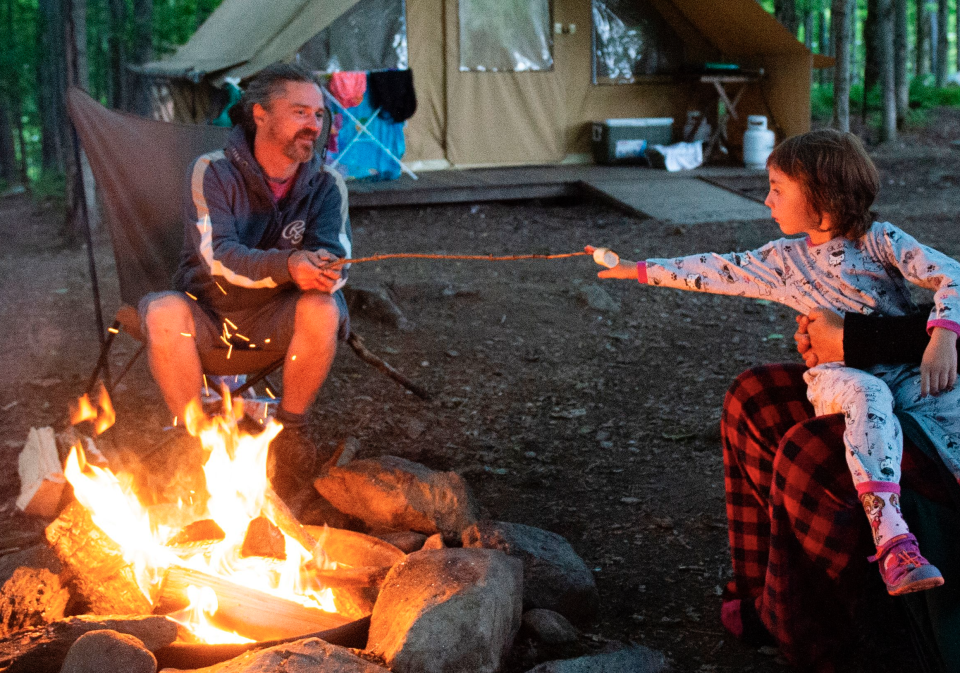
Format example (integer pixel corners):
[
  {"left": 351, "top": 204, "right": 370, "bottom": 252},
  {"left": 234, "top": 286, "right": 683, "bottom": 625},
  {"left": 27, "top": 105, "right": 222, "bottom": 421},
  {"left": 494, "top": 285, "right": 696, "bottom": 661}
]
[
  {"left": 766, "top": 129, "right": 879, "bottom": 240},
  {"left": 230, "top": 62, "right": 319, "bottom": 132}
]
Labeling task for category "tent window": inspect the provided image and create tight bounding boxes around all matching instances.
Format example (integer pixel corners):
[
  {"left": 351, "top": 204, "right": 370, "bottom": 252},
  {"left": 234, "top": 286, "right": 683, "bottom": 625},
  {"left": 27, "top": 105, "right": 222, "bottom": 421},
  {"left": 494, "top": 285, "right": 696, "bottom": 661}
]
[
  {"left": 591, "top": 0, "right": 683, "bottom": 84},
  {"left": 297, "top": 0, "right": 408, "bottom": 73},
  {"left": 458, "top": 0, "right": 553, "bottom": 72}
]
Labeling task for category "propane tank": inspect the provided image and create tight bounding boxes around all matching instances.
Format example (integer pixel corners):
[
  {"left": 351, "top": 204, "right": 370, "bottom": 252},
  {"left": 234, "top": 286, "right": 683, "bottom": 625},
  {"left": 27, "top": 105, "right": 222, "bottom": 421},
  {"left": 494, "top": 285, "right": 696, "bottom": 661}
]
[{"left": 743, "top": 115, "right": 775, "bottom": 169}]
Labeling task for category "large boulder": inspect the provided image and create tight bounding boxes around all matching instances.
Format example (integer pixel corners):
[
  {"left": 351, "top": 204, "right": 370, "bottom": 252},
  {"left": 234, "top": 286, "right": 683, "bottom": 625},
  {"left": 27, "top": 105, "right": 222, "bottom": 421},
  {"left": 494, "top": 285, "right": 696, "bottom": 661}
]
[
  {"left": 60, "top": 630, "right": 156, "bottom": 673},
  {"left": 462, "top": 521, "right": 599, "bottom": 623},
  {"left": 521, "top": 609, "right": 579, "bottom": 646},
  {"left": 524, "top": 645, "right": 668, "bottom": 673},
  {"left": 314, "top": 456, "right": 479, "bottom": 536},
  {"left": 177, "top": 637, "right": 390, "bottom": 672},
  {"left": 367, "top": 548, "right": 523, "bottom": 673}
]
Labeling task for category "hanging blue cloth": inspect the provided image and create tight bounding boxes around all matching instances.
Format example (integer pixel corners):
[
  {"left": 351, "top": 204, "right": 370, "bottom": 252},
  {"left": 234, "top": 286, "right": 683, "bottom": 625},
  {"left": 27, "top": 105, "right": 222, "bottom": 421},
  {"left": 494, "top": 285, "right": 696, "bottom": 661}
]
[{"left": 327, "top": 86, "right": 405, "bottom": 181}]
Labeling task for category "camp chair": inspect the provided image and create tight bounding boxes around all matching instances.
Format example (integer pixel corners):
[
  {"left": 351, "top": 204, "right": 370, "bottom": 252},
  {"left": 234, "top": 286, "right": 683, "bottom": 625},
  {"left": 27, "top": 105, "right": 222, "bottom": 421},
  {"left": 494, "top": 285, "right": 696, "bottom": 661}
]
[{"left": 67, "top": 86, "right": 328, "bottom": 400}]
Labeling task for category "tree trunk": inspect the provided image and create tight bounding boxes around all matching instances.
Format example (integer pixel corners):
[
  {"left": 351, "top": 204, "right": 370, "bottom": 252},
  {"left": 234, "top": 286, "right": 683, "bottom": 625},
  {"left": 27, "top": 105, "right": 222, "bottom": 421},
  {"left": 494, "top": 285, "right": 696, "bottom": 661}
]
[
  {"left": 803, "top": 7, "right": 814, "bottom": 49},
  {"left": 36, "top": 0, "right": 66, "bottom": 174},
  {"left": 935, "top": 0, "right": 948, "bottom": 86},
  {"left": 894, "top": 0, "right": 908, "bottom": 127},
  {"left": 820, "top": 1, "right": 832, "bottom": 84},
  {"left": 863, "top": 0, "right": 880, "bottom": 93},
  {"left": 832, "top": 0, "right": 852, "bottom": 131},
  {"left": 878, "top": 0, "right": 897, "bottom": 141},
  {"left": 0, "top": 97, "right": 17, "bottom": 185},
  {"left": 108, "top": 0, "right": 129, "bottom": 110},
  {"left": 915, "top": 0, "right": 928, "bottom": 77},
  {"left": 11, "top": 94, "right": 28, "bottom": 184},
  {"left": 775, "top": 0, "right": 799, "bottom": 35},
  {"left": 129, "top": 0, "right": 153, "bottom": 116},
  {"left": 64, "top": 0, "right": 98, "bottom": 239}
]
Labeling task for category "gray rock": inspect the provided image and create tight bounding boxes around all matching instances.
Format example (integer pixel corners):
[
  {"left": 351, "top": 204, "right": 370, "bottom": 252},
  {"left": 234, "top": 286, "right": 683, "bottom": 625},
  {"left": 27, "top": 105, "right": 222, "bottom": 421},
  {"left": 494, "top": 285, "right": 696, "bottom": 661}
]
[
  {"left": 60, "top": 630, "right": 156, "bottom": 673},
  {"left": 524, "top": 645, "right": 668, "bottom": 673},
  {"left": 577, "top": 284, "right": 620, "bottom": 313},
  {"left": 368, "top": 548, "right": 523, "bottom": 673},
  {"left": 314, "top": 456, "right": 479, "bottom": 536},
  {"left": 462, "top": 521, "right": 599, "bottom": 623},
  {"left": 0, "top": 544, "right": 61, "bottom": 587},
  {"left": 521, "top": 609, "right": 578, "bottom": 645},
  {"left": 54, "top": 615, "right": 178, "bottom": 651},
  {"left": 371, "top": 530, "right": 427, "bottom": 553},
  {"left": 174, "top": 637, "right": 389, "bottom": 672},
  {"left": 342, "top": 285, "right": 412, "bottom": 331}
]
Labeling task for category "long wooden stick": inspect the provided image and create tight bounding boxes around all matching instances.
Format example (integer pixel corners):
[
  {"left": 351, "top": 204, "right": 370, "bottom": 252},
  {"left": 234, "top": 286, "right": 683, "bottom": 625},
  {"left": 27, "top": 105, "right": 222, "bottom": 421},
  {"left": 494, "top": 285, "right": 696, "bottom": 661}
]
[
  {"left": 347, "top": 332, "right": 431, "bottom": 400},
  {"left": 325, "top": 251, "right": 589, "bottom": 268}
]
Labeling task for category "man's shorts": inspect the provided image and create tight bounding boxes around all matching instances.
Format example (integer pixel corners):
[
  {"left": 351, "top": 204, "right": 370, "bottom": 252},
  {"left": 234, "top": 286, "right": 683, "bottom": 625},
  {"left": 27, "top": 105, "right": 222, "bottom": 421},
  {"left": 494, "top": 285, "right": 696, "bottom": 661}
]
[{"left": 138, "top": 289, "right": 349, "bottom": 355}]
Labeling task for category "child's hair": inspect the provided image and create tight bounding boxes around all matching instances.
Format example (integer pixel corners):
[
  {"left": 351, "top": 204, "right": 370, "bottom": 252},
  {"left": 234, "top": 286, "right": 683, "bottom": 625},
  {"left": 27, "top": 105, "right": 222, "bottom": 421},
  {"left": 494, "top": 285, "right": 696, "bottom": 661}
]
[{"left": 767, "top": 129, "right": 879, "bottom": 240}]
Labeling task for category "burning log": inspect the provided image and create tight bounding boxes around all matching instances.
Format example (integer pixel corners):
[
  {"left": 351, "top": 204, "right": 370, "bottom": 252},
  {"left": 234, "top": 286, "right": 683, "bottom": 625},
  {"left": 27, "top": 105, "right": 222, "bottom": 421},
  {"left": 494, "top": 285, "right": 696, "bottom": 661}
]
[
  {"left": 240, "top": 516, "right": 285, "bottom": 560},
  {"left": 0, "top": 614, "right": 177, "bottom": 673},
  {"left": 165, "top": 519, "right": 226, "bottom": 548},
  {"left": 157, "top": 566, "right": 351, "bottom": 642},
  {"left": 262, "top": 487, "right": 319, "bottom": 555},
  {"left": 44, "top": 500, "right": 153, "bottom": 616},
  {"left": 0, "top": 567, "right": 71, "bottom": 637}
]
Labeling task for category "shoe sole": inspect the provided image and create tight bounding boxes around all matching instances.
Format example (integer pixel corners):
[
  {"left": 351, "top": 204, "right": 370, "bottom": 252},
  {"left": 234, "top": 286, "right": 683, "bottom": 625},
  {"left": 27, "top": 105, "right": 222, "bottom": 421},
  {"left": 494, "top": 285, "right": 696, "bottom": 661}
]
[{"left": 888, "top": 566, "right": 946, "bottom": 596}]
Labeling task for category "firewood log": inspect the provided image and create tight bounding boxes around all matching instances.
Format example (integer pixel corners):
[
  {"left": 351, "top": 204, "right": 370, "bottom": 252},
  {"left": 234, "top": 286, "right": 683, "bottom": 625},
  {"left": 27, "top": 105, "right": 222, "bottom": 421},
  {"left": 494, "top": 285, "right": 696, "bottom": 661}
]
[
  {"left": 156, "top": 566, "right": 351, "bottom": 642},
  {"left": 0, "top": 567, "right": 70, "bottom": 637},
  {"left": 44, "top": 501, "right": 153, "bottom": 615}
]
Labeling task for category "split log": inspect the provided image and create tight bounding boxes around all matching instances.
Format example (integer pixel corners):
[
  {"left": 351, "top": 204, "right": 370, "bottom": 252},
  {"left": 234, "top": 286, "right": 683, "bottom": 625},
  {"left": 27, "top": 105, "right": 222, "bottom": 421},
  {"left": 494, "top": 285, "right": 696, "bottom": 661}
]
[
  {"left": 240, "top": 516, "right": 285, "bottom": 560},
  {"left": 310, "top": 566, "right": 390, "bottom": 590},
  {"left": 16, "top": 427, "right": 66, "bottom": 517},
  {"left": 153, "top": 616, "right": 370, "bottom": 670},
  {"left": 262, "top": 487, "right": 318, "bottom": 555},
  {"left": 166, "top": 519, "right": 226, "bottom": 548},
  {"left": 156, "top": 566, "right": 351, "bottom": 642},
  {"left": 0, "top": 614, "right": 176, "bottom": 673},
  {"left": 0, "top": 567, "right": 70, "bottom": 637},
  {"left": 44, "top": 500, "right": 153, "bottom": 615}
]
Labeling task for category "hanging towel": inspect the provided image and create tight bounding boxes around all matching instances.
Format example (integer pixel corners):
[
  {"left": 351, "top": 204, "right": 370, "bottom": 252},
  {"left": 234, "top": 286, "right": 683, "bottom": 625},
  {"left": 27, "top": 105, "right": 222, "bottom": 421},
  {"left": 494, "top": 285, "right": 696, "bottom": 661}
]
[
  {"left": 329, "top": 71, "right": 367, "bottom": 109},
  {"left": 368, "top": 69, "right": 417, "bottom": 123}
]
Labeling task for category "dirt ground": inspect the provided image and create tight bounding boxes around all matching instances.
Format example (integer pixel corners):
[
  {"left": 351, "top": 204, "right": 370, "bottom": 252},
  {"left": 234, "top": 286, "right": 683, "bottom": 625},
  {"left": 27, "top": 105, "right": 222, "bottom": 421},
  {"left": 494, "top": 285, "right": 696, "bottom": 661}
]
[{"left": 2, "top": 109, "right": 960, "bottom": 672}]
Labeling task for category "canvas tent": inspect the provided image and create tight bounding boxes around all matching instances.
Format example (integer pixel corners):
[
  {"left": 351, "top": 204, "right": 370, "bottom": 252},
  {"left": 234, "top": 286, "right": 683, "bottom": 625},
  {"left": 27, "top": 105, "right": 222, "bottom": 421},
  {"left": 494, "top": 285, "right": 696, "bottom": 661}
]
[{"left": 140, "top": 0, "right": 828, "bottom": 170}]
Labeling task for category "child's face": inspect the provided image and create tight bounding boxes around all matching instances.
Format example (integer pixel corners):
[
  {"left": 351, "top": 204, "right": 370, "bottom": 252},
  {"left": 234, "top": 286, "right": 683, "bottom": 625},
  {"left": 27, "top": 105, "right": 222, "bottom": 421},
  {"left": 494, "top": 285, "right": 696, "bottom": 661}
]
[{"left": 765, "top": 167, "right": 831, "bottom": 243}]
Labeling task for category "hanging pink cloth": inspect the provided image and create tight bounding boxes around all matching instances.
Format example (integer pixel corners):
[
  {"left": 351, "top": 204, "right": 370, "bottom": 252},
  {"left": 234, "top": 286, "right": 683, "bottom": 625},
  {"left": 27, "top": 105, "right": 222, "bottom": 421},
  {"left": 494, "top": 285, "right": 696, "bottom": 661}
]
[{"left": 329, "top": 71, "right": 367, "bottom": 109}]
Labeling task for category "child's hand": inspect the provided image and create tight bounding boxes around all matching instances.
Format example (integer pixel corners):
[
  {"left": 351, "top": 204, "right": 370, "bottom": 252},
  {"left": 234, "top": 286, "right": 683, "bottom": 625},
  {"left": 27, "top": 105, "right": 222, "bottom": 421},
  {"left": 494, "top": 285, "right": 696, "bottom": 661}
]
[
  {"left": 921, "top": 327, "right": 958, "bottom": 396},
  {"left": 584, "top": 245, "right": 638, "bottom": 280}
]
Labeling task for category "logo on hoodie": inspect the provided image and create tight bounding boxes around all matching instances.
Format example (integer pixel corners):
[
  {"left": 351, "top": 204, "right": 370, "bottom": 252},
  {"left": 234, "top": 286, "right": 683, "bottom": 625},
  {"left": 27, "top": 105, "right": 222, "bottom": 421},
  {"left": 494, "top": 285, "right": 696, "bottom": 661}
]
[{"left": 282, "top": 220, "right": 306, "bottom": 246}]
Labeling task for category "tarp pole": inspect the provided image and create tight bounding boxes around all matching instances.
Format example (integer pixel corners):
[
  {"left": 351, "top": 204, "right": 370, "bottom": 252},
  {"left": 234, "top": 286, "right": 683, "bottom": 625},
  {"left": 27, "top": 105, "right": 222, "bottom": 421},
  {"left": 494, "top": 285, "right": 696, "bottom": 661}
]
[{"left": 71, "top": 119, "right": 107, "bottom": 353}]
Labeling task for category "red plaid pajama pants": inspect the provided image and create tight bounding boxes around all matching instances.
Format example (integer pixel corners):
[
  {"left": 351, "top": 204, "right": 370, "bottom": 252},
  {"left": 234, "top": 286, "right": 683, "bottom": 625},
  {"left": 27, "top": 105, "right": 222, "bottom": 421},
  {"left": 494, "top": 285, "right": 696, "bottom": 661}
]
[{"left": 721, "top": 363, "right": 949, "bottom": 668}]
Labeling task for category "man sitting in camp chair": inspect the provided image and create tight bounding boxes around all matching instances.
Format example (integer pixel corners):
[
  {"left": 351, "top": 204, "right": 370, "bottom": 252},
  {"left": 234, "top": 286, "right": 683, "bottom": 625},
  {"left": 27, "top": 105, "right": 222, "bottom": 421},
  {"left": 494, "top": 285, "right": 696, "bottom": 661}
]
[{"left": 140, "top": 63, "right": 350, "bottom": 506}]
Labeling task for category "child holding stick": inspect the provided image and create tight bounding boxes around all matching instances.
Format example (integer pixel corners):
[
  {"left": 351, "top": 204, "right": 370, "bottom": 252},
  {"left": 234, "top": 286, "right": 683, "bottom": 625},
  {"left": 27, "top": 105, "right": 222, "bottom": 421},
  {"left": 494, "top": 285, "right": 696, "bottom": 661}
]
[{"left": 589, "top": 129, "right": 960, "bottom": 595}]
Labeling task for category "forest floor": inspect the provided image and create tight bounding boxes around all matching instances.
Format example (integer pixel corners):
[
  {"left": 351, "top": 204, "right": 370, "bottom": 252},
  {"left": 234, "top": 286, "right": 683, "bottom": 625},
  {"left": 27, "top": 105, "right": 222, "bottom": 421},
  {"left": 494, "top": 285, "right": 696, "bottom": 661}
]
[{"left": 2, "top": 108, "right": 960, "bottom": 672}]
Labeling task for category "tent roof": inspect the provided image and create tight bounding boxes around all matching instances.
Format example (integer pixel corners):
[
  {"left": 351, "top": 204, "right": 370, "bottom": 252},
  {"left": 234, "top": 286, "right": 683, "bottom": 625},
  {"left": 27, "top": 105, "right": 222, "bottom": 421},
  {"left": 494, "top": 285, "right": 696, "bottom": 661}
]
[
  {"left": 142, "top": 0, "right": 812, "bottom": 82},
  {"left": 140, "top": 0, "right": 359, "bottom": 80}
]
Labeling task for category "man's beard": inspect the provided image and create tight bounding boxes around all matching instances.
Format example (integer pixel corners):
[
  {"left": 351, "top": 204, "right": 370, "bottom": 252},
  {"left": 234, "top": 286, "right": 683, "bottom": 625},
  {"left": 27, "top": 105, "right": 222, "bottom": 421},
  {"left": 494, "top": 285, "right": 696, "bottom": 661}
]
[{"left": 283, "top": 131, "right": 318, "bottom": 163}]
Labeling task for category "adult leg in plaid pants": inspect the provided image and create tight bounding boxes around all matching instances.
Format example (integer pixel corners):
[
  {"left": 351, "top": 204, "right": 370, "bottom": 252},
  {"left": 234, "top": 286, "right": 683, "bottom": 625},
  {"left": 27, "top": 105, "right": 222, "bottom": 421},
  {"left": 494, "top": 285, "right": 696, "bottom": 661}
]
[{"left": 720, "top": 363, "right": 944, "bottom": 669}]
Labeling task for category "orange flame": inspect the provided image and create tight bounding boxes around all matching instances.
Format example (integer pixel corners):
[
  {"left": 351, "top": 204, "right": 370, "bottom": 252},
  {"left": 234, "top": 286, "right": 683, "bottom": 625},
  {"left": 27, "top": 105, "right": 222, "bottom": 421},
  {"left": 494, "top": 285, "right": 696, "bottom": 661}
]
[
  {"left": 63, "top": 394, "right": 340, "bottom": 643},
  {"left": 70, "top": 383, "right": 116, "bottom": 435}
]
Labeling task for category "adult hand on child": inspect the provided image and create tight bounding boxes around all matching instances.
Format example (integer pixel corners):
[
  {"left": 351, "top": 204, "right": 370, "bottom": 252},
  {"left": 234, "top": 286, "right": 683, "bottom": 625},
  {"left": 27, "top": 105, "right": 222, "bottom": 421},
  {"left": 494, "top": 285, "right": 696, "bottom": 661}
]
[
  {"left": 920, "top": 327, "right": 958, "bottom": 397},
  {"left": 584, "top": 245, "right": 638, "bottom": 280},
  {"left": 795, "top": 308, "right": 844, "bottom": 368}
]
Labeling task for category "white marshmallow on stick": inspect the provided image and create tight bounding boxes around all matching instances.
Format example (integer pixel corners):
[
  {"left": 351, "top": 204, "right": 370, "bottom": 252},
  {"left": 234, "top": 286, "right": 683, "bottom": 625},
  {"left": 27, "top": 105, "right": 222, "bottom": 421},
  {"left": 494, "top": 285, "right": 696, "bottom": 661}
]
[{"left": 592, "top": 247, "right": 620, "bottom": 268}]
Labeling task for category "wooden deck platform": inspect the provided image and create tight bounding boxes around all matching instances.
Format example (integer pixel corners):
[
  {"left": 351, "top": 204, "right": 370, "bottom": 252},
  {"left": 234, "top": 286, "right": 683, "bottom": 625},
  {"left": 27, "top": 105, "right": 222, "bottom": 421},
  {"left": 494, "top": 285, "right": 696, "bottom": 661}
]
[{"left": 345, "top": 164, "right": 771, "bottom": 224}]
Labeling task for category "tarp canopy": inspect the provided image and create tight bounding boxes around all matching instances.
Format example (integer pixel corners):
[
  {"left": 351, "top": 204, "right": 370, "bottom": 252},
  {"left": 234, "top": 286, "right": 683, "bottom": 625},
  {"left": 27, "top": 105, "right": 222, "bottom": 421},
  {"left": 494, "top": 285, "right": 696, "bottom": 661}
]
[{"left": 141, "top": 0, "right": 360, "bottom": 81}]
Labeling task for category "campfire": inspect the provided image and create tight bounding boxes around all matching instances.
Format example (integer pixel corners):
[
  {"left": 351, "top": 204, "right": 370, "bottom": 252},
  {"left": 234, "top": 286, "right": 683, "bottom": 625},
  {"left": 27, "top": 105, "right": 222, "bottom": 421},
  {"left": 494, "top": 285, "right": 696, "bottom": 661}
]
[
  {"left": 4, "top": 385, "right": 614, "bottom": 673},
  {"left": 49, "top": 387, "right": 362, "bottom": 644}
]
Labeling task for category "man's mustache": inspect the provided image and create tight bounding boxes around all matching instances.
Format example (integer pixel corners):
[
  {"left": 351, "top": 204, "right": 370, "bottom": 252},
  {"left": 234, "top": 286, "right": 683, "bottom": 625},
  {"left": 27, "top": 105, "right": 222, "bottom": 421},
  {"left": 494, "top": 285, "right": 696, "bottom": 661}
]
[{"left": 296, "top": 131, "right": 319, "bottom": 141}]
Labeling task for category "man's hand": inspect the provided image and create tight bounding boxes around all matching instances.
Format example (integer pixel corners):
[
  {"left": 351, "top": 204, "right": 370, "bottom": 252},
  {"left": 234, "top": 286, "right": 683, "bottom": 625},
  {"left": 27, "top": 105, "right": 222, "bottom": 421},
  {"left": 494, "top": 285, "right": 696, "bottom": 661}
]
[
  {"left": 921, "top": 327, "right": 958, "bottom": 396},
  {"left": 584, "top": 245, "right": 638, "bottom": 280},
  {"left": 794, "top": 308, "right": 844, "bottom": 368},
  {"left": 288, "top": 249, "right": 342, "bottom": 292}
]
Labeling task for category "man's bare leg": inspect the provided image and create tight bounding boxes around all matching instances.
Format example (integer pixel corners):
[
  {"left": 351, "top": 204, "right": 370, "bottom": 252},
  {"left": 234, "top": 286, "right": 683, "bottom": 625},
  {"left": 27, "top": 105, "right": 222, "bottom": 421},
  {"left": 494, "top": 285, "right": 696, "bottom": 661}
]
[
  {"left": 142, "top": 294, "right": 203, "bottom": 422},
  {"left": 280, "top": 291, "right": 339, "bottom": 415}
]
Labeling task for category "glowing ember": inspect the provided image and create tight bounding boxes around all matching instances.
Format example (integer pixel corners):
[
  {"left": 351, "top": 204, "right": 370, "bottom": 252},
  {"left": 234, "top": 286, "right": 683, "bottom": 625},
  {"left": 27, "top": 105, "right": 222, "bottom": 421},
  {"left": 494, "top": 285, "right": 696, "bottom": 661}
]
[{"left": 63, "top": 390, "right": 341, "bottom": 644}]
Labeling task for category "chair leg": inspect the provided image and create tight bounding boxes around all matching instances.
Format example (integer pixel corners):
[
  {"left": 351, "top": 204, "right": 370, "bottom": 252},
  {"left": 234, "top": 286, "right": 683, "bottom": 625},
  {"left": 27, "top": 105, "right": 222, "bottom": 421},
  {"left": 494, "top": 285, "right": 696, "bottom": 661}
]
[
  {"left": 233, "top": 358, "right": 284, "bottom": 398},
  {"left": 86, "top": 320, "right": 122, "bottom": 394}
]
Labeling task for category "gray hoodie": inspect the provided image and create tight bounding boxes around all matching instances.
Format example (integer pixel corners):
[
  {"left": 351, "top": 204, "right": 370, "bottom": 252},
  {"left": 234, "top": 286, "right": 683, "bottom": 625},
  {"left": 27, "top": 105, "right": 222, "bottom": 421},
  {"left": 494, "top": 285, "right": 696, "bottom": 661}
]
[{"left": 174, "top": 125, "right": 351, "bottom": 315}]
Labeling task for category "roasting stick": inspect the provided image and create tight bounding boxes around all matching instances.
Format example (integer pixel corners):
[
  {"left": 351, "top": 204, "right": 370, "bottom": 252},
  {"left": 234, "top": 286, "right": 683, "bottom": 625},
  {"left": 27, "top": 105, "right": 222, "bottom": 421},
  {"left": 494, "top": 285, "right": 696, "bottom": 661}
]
[{"left": 319, "top": 249, "right": 620, "bottom": 269}]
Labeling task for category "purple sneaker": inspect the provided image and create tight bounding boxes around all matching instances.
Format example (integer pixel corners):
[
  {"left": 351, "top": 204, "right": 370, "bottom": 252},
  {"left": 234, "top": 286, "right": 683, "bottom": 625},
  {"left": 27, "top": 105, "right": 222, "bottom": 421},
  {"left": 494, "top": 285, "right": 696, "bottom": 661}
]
[{"left": 869, "top": 533, "right": 945, "bottom": 596}]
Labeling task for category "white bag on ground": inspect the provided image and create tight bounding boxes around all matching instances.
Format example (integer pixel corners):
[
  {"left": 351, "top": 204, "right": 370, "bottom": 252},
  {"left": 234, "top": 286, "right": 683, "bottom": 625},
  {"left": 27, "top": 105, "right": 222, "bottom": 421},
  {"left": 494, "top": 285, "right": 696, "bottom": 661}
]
[{"left": 650, "top": 141, "right": 703, "bottom": 172}]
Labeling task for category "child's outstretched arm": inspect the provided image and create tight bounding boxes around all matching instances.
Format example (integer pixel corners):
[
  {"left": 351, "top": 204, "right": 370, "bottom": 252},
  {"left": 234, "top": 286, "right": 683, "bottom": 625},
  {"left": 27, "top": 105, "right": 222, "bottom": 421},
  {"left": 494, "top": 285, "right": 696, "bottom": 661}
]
[
  {"left": 585, "top": 245, "right": 638, "bottom": 280},
  {"left": 921, "top": 327, "right": 958, "bottom": 396}
]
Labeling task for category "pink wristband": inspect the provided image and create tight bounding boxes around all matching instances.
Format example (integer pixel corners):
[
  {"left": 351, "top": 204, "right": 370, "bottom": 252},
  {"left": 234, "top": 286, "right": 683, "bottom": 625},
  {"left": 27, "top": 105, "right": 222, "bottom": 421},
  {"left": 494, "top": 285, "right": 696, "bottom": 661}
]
[
  {"left": 927, "top": 319, "right": 960, "bottom": 338},
  {"left": 637, "top": 261, "right": 648, "bottom": 284}
]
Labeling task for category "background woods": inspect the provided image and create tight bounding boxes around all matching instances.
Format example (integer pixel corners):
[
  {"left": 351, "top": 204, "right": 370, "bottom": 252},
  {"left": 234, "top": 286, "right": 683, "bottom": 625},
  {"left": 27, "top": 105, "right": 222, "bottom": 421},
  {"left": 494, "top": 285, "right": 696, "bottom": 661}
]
[{"left": 0, "top": 0, "right": 959, "bottom": 226}]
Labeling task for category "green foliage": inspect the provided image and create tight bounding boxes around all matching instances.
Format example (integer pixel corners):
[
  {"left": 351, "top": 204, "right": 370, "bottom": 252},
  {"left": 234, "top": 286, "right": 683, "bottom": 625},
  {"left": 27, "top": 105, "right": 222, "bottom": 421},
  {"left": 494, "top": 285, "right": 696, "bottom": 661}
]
[
  {"left": 810, "top": 83, "right": 834, "bottom": 119},
  {"left": 31, "top": 170, "right": 66, "bottom": 215}
]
